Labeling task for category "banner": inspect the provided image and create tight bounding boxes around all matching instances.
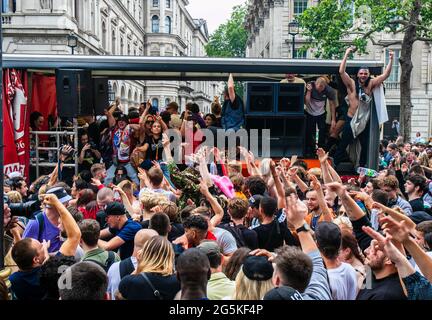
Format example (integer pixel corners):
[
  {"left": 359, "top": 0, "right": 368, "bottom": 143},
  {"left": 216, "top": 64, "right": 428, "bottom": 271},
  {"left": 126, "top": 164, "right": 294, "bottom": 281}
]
[
  {"left": 2, "top": 69, "right": 29, "bottom": 178},
  {"left": 30, "top": 73, "right": 57, "bottom": 131}
]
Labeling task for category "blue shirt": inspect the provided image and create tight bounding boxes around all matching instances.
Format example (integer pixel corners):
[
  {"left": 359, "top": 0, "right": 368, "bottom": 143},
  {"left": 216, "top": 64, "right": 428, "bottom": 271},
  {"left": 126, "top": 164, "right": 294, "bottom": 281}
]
[
  {"left": 10, "top": 267, "right": 46, "bottom": 300},
  {"left": 109, "top": 219, "right": 142, "bottom": 260},
  {"left": 402, "top": 271, "right": 432, "bottom": 300}
]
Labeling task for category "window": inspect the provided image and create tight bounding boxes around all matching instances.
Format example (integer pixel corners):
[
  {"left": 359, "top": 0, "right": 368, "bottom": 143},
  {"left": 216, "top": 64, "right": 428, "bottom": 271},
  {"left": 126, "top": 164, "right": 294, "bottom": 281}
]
[
  {"left": 166, "top": 0, "right": 171, "bottom": 8},
  {"left": 152, "top": 15, "right": 159, "bottom": 32},
  {"left": 385, "top": 49, "right": 400, "bottom": 83},
  {"left": 165, "top": 98, "right": 170, "bottom": 106},
  {"left": 120, "top": 37, "right": 124, "bottom": 54},
  {"left": 112, "top": 30, "right": 116, "bottom": 54},
  {"left": 2, "top": 0, "right": 16, "bottom": 13},
  {"left": 74, "top": 0, "right": 79, "bottom": 21},
  {"left": 152, "top": 98, "right": 159, "bottom": 109},
  {"left": 91, "top": 0, "right": 96, "bottom": 33},
  {"left": 294, "top": 0, "right": 308, "bottom": 16},
  {"left": 102, "top": 22, "right": 107, "bottom": 50},
  {"left": 294, "top": 48, "right": 307, "bottom": 59},
  {"left": 153, "top": 0, "right": 159, "bottom": 7},
  {"left": 165, "top": 16, "right": 171, "bottom": 34},
  {"left": 128, "top": 43, "right": 131, "bottom": 55}
]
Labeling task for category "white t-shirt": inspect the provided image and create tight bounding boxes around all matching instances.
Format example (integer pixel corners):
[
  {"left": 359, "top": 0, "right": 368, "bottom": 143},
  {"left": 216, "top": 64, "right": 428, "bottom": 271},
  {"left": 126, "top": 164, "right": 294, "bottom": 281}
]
[
  {"left": 327, "top": 262, "right": 358, "bottom": 300},
  {"left": 212, "top": 227, "right": 237, "bottom": 255},
  {"left": 107, "top": 256, "right": 138, "bottom": 300}
]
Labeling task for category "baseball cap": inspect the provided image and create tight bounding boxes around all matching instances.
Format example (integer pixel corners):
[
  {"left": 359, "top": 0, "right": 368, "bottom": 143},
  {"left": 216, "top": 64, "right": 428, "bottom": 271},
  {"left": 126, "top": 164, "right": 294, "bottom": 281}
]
[
  {"left": 248, "top": 194, "right": 263, "bottom": 209},
  {"left": 242, "top": 255, "right": 273, "bottom": 281},
  {"left": 105, "top": 202, "right": 126, "bottom": 216},
  {"left": 263, "top": 287, "right": 303, "bottom": 300},
  {"left": 46, "top": 187, "right": 72, "bottom": 207},
  {"left": 315, "top": 221, "right": 342, "bottom": 251},
  {"left": 197, "top": 241, "right": 221, "bottom": 256}
]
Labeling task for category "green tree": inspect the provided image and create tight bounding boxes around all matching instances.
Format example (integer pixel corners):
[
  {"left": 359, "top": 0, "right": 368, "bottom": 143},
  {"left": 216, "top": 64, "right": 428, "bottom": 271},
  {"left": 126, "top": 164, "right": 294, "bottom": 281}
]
[
  {"left": 205, "top": 4, "right": 248, "bottom": 58},
  {"left": 298, "top": 0, "right": 432, "bottom": 141}
]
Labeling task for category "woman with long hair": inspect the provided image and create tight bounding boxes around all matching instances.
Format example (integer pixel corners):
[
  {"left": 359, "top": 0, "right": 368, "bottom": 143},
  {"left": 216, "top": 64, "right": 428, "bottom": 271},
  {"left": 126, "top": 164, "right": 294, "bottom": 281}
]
[
  {"left": 232, "top": 255, "right": 274, "bottom": 300},
  {"left": 340, "top": 229, "right": 366, "bottom": 292},
  {"left": 117, "top": 236, "right": 180, "bottom": 300}
]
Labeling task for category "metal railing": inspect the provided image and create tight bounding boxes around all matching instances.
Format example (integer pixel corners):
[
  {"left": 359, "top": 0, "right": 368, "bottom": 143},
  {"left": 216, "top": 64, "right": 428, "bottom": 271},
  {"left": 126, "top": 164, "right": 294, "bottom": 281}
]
[{"left": 30, "top": 120, "right": 79, "bottom": 178}]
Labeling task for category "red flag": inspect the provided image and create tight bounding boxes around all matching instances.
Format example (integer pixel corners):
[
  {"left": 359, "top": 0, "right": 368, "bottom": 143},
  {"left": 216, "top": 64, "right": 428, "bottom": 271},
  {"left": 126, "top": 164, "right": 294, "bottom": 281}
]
[{"left": 2, "top": 69, "right": 29, "bottom": 178}]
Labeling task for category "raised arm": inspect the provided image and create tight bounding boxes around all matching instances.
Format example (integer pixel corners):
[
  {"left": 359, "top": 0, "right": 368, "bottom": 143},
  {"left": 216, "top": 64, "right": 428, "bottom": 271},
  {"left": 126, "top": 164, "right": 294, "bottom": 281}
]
[
  {"left": 105, "top": 104, "right": 117, "bottom": 128},
  {"left": 270, "top": 161, "right": 286, "bottom": 209},
  {"left": 326, "top": 182, "right": 365, "bottom": 221},
  {"left": 200, "top": 180, "right": 224, "bottom": 227},
  {"left": 339, "top": 47, "right": 355, "bottom": 92},
  {"left": 228, "top": 73, "right": 236, "bottom": 103},
  {"left": 43, "top": 194, "right": 81, "bottom": 257},
  {"left": 370, "top": 50, "right": 394, "bottom": 89},
  {"left": 310, "top": 175, "right": 333, "bottom": 222}
]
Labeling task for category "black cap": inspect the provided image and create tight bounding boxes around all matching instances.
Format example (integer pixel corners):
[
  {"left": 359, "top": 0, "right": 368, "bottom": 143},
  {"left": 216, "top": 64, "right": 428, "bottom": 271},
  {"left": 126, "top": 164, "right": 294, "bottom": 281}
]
[
  {"left": 315, "top": 221, "right": 341, "bottom": 251},
  {"left": 263, "top": 287, "right": 303, "bottom": 300},
  {"left": 242, "top": 256, "right": 273, "bottom": 281},
  {"left": 105, "top": 202, "right": 126, "bottom": 216},
  {"left": 248, "top": 194, "right": 263, "bottom": 209}
]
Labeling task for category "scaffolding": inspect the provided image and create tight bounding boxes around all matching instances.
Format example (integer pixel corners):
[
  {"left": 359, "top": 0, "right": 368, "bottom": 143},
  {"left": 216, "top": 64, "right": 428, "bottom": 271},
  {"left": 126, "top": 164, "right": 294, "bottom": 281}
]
[{"left": 30, "top": 120, "right": 79, "bottom": 178}]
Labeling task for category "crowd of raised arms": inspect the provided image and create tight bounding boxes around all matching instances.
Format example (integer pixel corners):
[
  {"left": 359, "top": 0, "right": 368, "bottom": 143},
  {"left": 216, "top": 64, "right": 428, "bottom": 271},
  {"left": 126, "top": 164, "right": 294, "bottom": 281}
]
[{"left": 2, "top": 52, "right": 432, "bottom": 300}]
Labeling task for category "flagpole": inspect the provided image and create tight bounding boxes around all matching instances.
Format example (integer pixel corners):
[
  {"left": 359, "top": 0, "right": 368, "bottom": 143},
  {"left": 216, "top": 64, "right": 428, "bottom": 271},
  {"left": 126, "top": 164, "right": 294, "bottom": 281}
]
[{"left": 0, "top": 0, "right": 5, "bottom": 270}]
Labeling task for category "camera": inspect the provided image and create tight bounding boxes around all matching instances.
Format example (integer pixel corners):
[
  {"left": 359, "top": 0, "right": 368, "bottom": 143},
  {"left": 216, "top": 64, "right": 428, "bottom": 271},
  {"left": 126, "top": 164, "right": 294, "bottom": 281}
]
[{"left": 59, "top": 144, "right": 76, "bottom": 157}]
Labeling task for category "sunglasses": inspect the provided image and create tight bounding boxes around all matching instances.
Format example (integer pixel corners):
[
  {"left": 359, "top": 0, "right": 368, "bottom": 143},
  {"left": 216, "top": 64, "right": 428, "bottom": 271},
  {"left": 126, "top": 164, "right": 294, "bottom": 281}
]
[{"left": 145, "top": 121, "right": 154, "bottom": 124}]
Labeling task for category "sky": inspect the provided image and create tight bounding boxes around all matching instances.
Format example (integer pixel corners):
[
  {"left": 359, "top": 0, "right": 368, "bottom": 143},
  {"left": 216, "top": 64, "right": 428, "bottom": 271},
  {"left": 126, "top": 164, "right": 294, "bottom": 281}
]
[{"left": 186, "top": 0, "right": 247, "bottom": 35}]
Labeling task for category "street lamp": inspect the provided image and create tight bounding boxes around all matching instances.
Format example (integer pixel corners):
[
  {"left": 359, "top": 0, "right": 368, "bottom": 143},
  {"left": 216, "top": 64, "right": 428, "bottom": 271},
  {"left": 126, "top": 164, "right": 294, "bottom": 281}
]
[
  {"left": 288, "top": 20, "right": 299, "bottom": 59},
  {"left": 67, "top": 34, "right": 78, "bottom": 55}
]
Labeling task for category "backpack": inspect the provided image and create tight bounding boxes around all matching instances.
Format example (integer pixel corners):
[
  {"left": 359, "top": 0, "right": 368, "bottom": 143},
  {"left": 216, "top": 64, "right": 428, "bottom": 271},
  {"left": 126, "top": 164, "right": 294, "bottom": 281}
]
[
  {"left": 119, "top": 257, "right": 135, "bottom": 279},
  {"left": 86, "top": 251, "right": 116, "bottom": 273},
  {"left": 220, "top": 223, "right": 246, "bottom": 248},
  {"left": 36, "top": 212, "right": 45, "bottom": 242}
]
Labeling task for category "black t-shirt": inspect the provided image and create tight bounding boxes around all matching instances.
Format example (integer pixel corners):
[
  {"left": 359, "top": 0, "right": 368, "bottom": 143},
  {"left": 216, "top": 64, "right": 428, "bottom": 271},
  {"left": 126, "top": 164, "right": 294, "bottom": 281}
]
[
  {"left": 357, "top": 273, "right": 407, "bottom": 300},
  {"left": 119, "top": 272, "right": 180, "bottom": 300},
  {"left": 9, "top": 267, "right": 46, "bottom": 300},
  {"left": 254, "top": 219, "right": 298, "bottom": 252},
  {"left": 144, "top": 135, "right": 164, "bottom": 161},
  {"left": 219, "top": 223, "right": 259, "bottom": 250}
]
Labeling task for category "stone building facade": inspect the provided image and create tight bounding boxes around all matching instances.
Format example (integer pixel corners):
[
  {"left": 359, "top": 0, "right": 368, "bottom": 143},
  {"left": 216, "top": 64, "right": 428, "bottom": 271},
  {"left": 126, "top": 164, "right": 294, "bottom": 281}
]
[
  {"left": 245, "top": 0, "right": 432, "bottom": 140},
  {"left": 1, "top": 0, "right": 218, "bottom": 114}
]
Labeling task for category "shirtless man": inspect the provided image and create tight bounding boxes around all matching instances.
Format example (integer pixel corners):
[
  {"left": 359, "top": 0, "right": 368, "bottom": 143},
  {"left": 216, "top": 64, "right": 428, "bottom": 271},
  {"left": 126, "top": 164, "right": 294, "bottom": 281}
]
[{"left": 333, "top": 47, "right": 393, "bottom": 167}]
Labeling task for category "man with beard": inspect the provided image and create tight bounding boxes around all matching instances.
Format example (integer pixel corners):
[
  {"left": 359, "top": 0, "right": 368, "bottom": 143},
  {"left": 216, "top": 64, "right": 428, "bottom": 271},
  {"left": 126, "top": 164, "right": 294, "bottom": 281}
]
[
  {"left": 325, "top": 182, "right": 406, "bottom": 300},
  {"left": 334, "top": 47, "right": 394, "bottom": 167},
  {"left": 91, "top": 163, "right": 107, "bottom": 187}
]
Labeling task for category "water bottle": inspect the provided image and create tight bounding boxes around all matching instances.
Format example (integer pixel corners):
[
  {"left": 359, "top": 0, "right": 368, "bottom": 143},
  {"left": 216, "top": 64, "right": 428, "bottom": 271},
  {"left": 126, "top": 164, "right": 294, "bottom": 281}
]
[
  {"left": 209, "top": 162, "right": 218, "bottom": 175},
  {"left": 48, "top": 150, "right": 54, "bottom": 163},
  {"left": 357, "top": 167, "right": 378, "bottom": 177}
]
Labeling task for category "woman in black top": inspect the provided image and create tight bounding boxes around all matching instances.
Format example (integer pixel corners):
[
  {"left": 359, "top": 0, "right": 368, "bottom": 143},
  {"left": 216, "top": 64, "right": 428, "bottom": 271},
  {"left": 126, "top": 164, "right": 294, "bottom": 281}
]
[{"left": 118, "top": 236, "right": 180, "bottom": 300}]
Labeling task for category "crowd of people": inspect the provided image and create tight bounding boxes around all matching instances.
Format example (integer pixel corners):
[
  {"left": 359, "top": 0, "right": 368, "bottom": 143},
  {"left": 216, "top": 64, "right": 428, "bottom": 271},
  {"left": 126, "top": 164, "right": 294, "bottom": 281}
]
[
  {"left": 3, "top": 130, "right": 432, "bottom": 300},
  {"left": 2, "top": 52, "right": 432, "bottom": 301}
]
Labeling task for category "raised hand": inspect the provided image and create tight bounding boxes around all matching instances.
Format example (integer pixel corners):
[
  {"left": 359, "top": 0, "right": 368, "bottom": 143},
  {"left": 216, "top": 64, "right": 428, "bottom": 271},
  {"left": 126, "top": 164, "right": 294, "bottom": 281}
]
[
  {"left": 325, "top": 182, "right": 345, "bottom": 196},
  {"left": 379, "top": 215, "right": 411, "bottom": 243},
  {"left": 316, "top": 148, "right": 328, "bottom": 164},
  {"left": 309, "top": 174, "right": 321, "bottom": 191},
  {"left": 285, "top": 194, "right": 308, "bottom": 229},
  {"left": 43, "top": 194, "right": 61, "bottom": 207},
  {"left": 362, "top": 226, "right": 404, "bottom": 263}
]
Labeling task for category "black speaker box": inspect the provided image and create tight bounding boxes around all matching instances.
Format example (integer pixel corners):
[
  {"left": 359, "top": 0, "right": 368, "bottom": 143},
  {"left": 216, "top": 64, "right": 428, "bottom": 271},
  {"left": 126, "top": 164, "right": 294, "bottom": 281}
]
[
  {"left": 56, "top": 69, "right": 93, "bottom": 117},
  {"left": 248, "top": 83, "right": 274, "bottom": 113},
  {"left": 93, "top": 78, "right": 109, "bottom": 115}
]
